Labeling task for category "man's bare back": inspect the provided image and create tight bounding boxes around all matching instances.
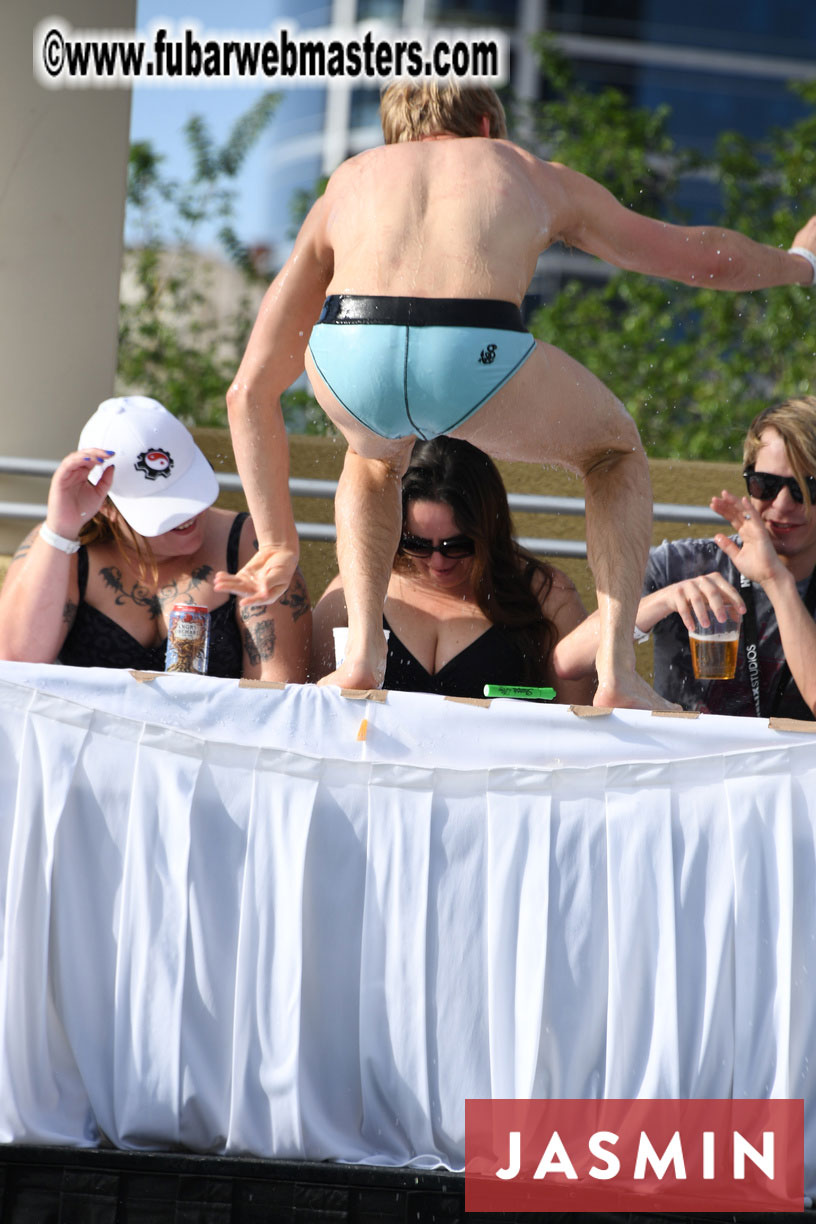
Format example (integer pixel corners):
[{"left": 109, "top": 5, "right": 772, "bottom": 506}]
[
  {"left": 216, "top": 80, "right": 816, "bottom": 711},
  {"left": 321, "top": 138, "right": 549, "bottom": 303}
]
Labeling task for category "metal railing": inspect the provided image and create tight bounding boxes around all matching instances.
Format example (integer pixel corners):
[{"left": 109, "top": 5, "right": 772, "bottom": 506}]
[{"left": 0, "top": 456, "right": 722, "bottom": 560}]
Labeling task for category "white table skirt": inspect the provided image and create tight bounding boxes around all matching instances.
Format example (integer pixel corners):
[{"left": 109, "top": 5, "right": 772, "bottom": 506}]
[{"left": 0, "top": 661, "right": 814, "bottom": 1191}]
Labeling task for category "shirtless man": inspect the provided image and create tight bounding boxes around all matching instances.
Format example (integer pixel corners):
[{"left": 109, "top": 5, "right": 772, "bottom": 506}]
[{"left": 216, "top": 80, "right": 816, "bottom": 709}]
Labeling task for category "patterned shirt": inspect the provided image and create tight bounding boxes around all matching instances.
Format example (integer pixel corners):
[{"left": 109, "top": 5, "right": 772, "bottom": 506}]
[{"left": 644, "top": 536, "right": 814, "bottom": 720}]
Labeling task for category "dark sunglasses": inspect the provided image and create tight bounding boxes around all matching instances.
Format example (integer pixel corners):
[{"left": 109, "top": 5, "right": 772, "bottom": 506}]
[
  {"left": 399, "top": 533, "right": 476, "bottom": 559},
  {"left": 743, "top": 467, "right": 816, "bottom": 505}
]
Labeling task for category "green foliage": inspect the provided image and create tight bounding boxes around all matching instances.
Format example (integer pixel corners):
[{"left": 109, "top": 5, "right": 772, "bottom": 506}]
[
  {"left": 524, "top": 41, "right": 816, "bottom": 460},
  {"left": 118, "top": 95, "right": 279, "bottom": 427},
  {"left": 287, "top": 174, "right": 330, "bottom": 239},
  {"left": 282, "top": 173, "right": 337, "bottom": 435},
  {"left": 281, "top": 386, "right": 337, "bottom": 436}
]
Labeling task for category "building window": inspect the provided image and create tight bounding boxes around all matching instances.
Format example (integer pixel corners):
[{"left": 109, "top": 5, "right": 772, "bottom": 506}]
[
  {"left": 357, "top": 0, "right": 404, "bottom": 17},
  {"left": 547, "top": 0, "right": 816, "bottom": 59},
  {"left": 430, "top": 0, "right": 519, "bottom": 25},
  {"left": 349, "top": 87, "right": 383, "bottom": 131}
]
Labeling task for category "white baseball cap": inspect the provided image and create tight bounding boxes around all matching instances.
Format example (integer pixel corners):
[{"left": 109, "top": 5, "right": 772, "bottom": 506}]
[{"left": 78, "top": 396, "right": 219, "bottom": 536}]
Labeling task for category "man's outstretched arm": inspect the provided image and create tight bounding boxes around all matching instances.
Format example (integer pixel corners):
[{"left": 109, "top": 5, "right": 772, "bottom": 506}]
[
  {"left": 548, "top": 161, "right": 816, "bottom": 291},
  {"left": 215, "top": 198, "right": 334, "bottom": 606}
]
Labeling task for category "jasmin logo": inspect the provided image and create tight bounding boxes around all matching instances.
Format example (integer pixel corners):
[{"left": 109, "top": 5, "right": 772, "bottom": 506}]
[{"left": 465, "top": 1099, "right": 804, "bottom": 1213}]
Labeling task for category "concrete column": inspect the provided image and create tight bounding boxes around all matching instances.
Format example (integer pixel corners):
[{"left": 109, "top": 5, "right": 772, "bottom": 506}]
[{"left": 0, "top": 0, "right": 135, "bottom": 550}]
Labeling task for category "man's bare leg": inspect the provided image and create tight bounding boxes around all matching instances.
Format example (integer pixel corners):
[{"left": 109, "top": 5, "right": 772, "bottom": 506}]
[
  {"left": 580, "top": 440, "right": 659, "bottom": 708},
  {"left": 304, "top": 352, "right": 417, "bottom": 689},
  {"left": 317, "top": 444, "right": 413, "bottom": 689},
  {"left": 452, "top": 339, "right": 676, "bottom": 711}
]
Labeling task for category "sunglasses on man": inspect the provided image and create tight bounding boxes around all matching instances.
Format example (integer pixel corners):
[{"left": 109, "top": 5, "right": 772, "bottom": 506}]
[
  {"left": 743, "top": 467, "right": 816, "bottom": 505},
  {"left": 399, "top": 533, "right": 476, "bottom": 559}
]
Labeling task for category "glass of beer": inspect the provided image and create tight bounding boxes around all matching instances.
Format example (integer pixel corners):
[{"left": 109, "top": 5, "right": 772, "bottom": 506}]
[{"left": 688, "top": 605, "right": 742, "bottom": 680}]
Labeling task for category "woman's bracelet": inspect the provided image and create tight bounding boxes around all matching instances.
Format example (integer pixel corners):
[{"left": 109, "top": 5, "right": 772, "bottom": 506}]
[
  {"left": 39, "top": 523, "right": 81, "bottom": 554},
  {"left": 633, "top": 624, "right": 652, "bottom": 644},
  {"left": 788, "top": 246, "right": 816, "bottom": 286}
]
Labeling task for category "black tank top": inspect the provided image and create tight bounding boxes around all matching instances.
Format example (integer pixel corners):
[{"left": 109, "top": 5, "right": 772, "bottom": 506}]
[
  {"left": 382, "top": 615, "right": 528, "bottom": 699},
  {"left": 58, "top": 512, "right": 248, "bottom": 677}
]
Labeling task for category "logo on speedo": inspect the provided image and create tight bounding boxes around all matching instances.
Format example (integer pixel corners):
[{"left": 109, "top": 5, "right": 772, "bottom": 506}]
[{"left": 479, "top": 344, "right": 497, "bottom": 365}]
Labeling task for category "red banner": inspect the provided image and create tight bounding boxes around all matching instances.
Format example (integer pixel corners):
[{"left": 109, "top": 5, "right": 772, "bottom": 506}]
[{"left": 465, "top": 1098, "right": 803, "bottom": 1213}]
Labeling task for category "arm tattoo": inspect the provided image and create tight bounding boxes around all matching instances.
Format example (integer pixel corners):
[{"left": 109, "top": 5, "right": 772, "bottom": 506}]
[
  {"left": 12, "top": 541, "right": 32, "bottom": 563},
  {"left": 278, "top": 571, "right": 311, "bottom": 622},
  {"left": 100, "top": 566, "right": 162, "bottom": 619},
  {"left": 240, "top": 607, "right": 277, "bottom": 663}
]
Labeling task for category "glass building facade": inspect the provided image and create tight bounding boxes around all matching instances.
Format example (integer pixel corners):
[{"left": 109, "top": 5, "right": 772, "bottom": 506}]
[{"left": 265, "top": 0, "right": 816, "bottom": 278}]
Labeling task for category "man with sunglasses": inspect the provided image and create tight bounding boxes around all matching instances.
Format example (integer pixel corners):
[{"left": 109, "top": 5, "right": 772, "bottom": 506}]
[
  {"left": 638, "top": 397, "right": 816, "bottom": 718},
  {"left": 218, "top": 79, "right": 816, "bottom": 713}
]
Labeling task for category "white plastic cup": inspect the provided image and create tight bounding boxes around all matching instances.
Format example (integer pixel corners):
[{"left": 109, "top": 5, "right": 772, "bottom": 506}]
[{"left": 332, "top": 627, "right": 390, "bottom": 668}]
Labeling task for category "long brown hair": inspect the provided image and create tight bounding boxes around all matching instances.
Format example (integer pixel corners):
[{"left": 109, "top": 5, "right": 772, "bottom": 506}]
[
  {"left": 397, "top": 436, "right": 556, "bottom": 683},
  {"left": 79, "top": 500, "right": 159, "bottom": 581}
]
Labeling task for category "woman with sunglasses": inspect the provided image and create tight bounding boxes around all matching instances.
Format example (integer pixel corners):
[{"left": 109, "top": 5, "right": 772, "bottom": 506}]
[
  {"left": 556, "top": 396, "right": 816, "bottom": 719},
  {"left": 310, "top": 436, "right": 596, "bottom": 702}
]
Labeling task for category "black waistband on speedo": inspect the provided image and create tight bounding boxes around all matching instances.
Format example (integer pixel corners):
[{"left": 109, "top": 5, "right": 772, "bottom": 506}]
[{"left": 317, "top": 295, "right": 528, "bottom": 331}]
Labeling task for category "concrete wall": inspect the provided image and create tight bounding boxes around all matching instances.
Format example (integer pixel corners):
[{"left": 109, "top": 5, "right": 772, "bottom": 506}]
[{"left": 0, "top": 0, "right": 135, "bottom": 551}]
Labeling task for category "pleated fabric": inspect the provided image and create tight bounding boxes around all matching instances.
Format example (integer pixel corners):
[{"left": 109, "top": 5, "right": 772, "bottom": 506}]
[{"left": 0, "top": 663, "right": 814, "bottom": 1198}]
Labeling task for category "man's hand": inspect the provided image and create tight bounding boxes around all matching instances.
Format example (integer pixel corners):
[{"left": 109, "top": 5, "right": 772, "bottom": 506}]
[
  {"left": 791, "top": 215, "right": 816, "bottom": 255},
  {"left": 711, "top": 490, "right": 786, "bottom": 587},
  {"left": 214, "top": 545, "right": 299, "bottom": 609},
  {"left": 655, "top": 571, "right": 745, "bottom": 633}
]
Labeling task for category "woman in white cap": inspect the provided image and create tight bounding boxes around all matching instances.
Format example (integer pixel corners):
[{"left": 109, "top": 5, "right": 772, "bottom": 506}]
[{"left": 0, "top": 396, "right": 311, "bottom": 680}]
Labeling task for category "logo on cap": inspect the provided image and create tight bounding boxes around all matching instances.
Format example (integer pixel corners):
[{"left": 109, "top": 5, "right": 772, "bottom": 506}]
[{"left": 135, "top": 449, "right": 174, "bottom": 481}]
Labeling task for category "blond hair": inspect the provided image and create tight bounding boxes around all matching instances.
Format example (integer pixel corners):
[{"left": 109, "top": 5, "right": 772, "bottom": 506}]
[
  {"left": 744, "top": 396, "right": 816, "bottom": 508},
  {"left": 379, "top": 80, "right": 507, "bottom": 144}
]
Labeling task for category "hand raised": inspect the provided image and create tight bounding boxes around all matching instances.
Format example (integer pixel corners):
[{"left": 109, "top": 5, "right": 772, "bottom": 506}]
[
  {"left": 791, "top": 214, "right": 816, "bottom": 255},
  {"left": 46, "top": 449, "right": 115, "bottom": 539},
  {"left": 711, "top": 490, "right": 784, "bottom": 586},
  {"left": 214, "top": 545, "right": 299, "bottom": 608}
]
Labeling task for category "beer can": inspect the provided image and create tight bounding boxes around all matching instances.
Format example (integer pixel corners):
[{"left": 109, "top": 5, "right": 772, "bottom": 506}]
[{"left": 165, "top": 604, "right": 211, "bottom": 674}]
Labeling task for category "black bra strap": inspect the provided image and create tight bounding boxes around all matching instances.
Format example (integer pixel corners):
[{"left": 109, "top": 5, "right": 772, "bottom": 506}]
[
  {"left": 76, "top": 545, "right": 89, "bottom": 599},
  {"left": 226, "top": 512, "right": 249, "bottom": 574}
]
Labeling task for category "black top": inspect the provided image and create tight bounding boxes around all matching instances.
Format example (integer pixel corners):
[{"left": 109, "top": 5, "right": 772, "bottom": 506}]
[
  {"left": 58, "top": 513, "right": 248, "bottom": 677},
  {"left": 645, "top": 535, "right": 814, "bottom": 720},
  {"left": 382, "top": 616, "right": 529, "bottom": 699}
]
